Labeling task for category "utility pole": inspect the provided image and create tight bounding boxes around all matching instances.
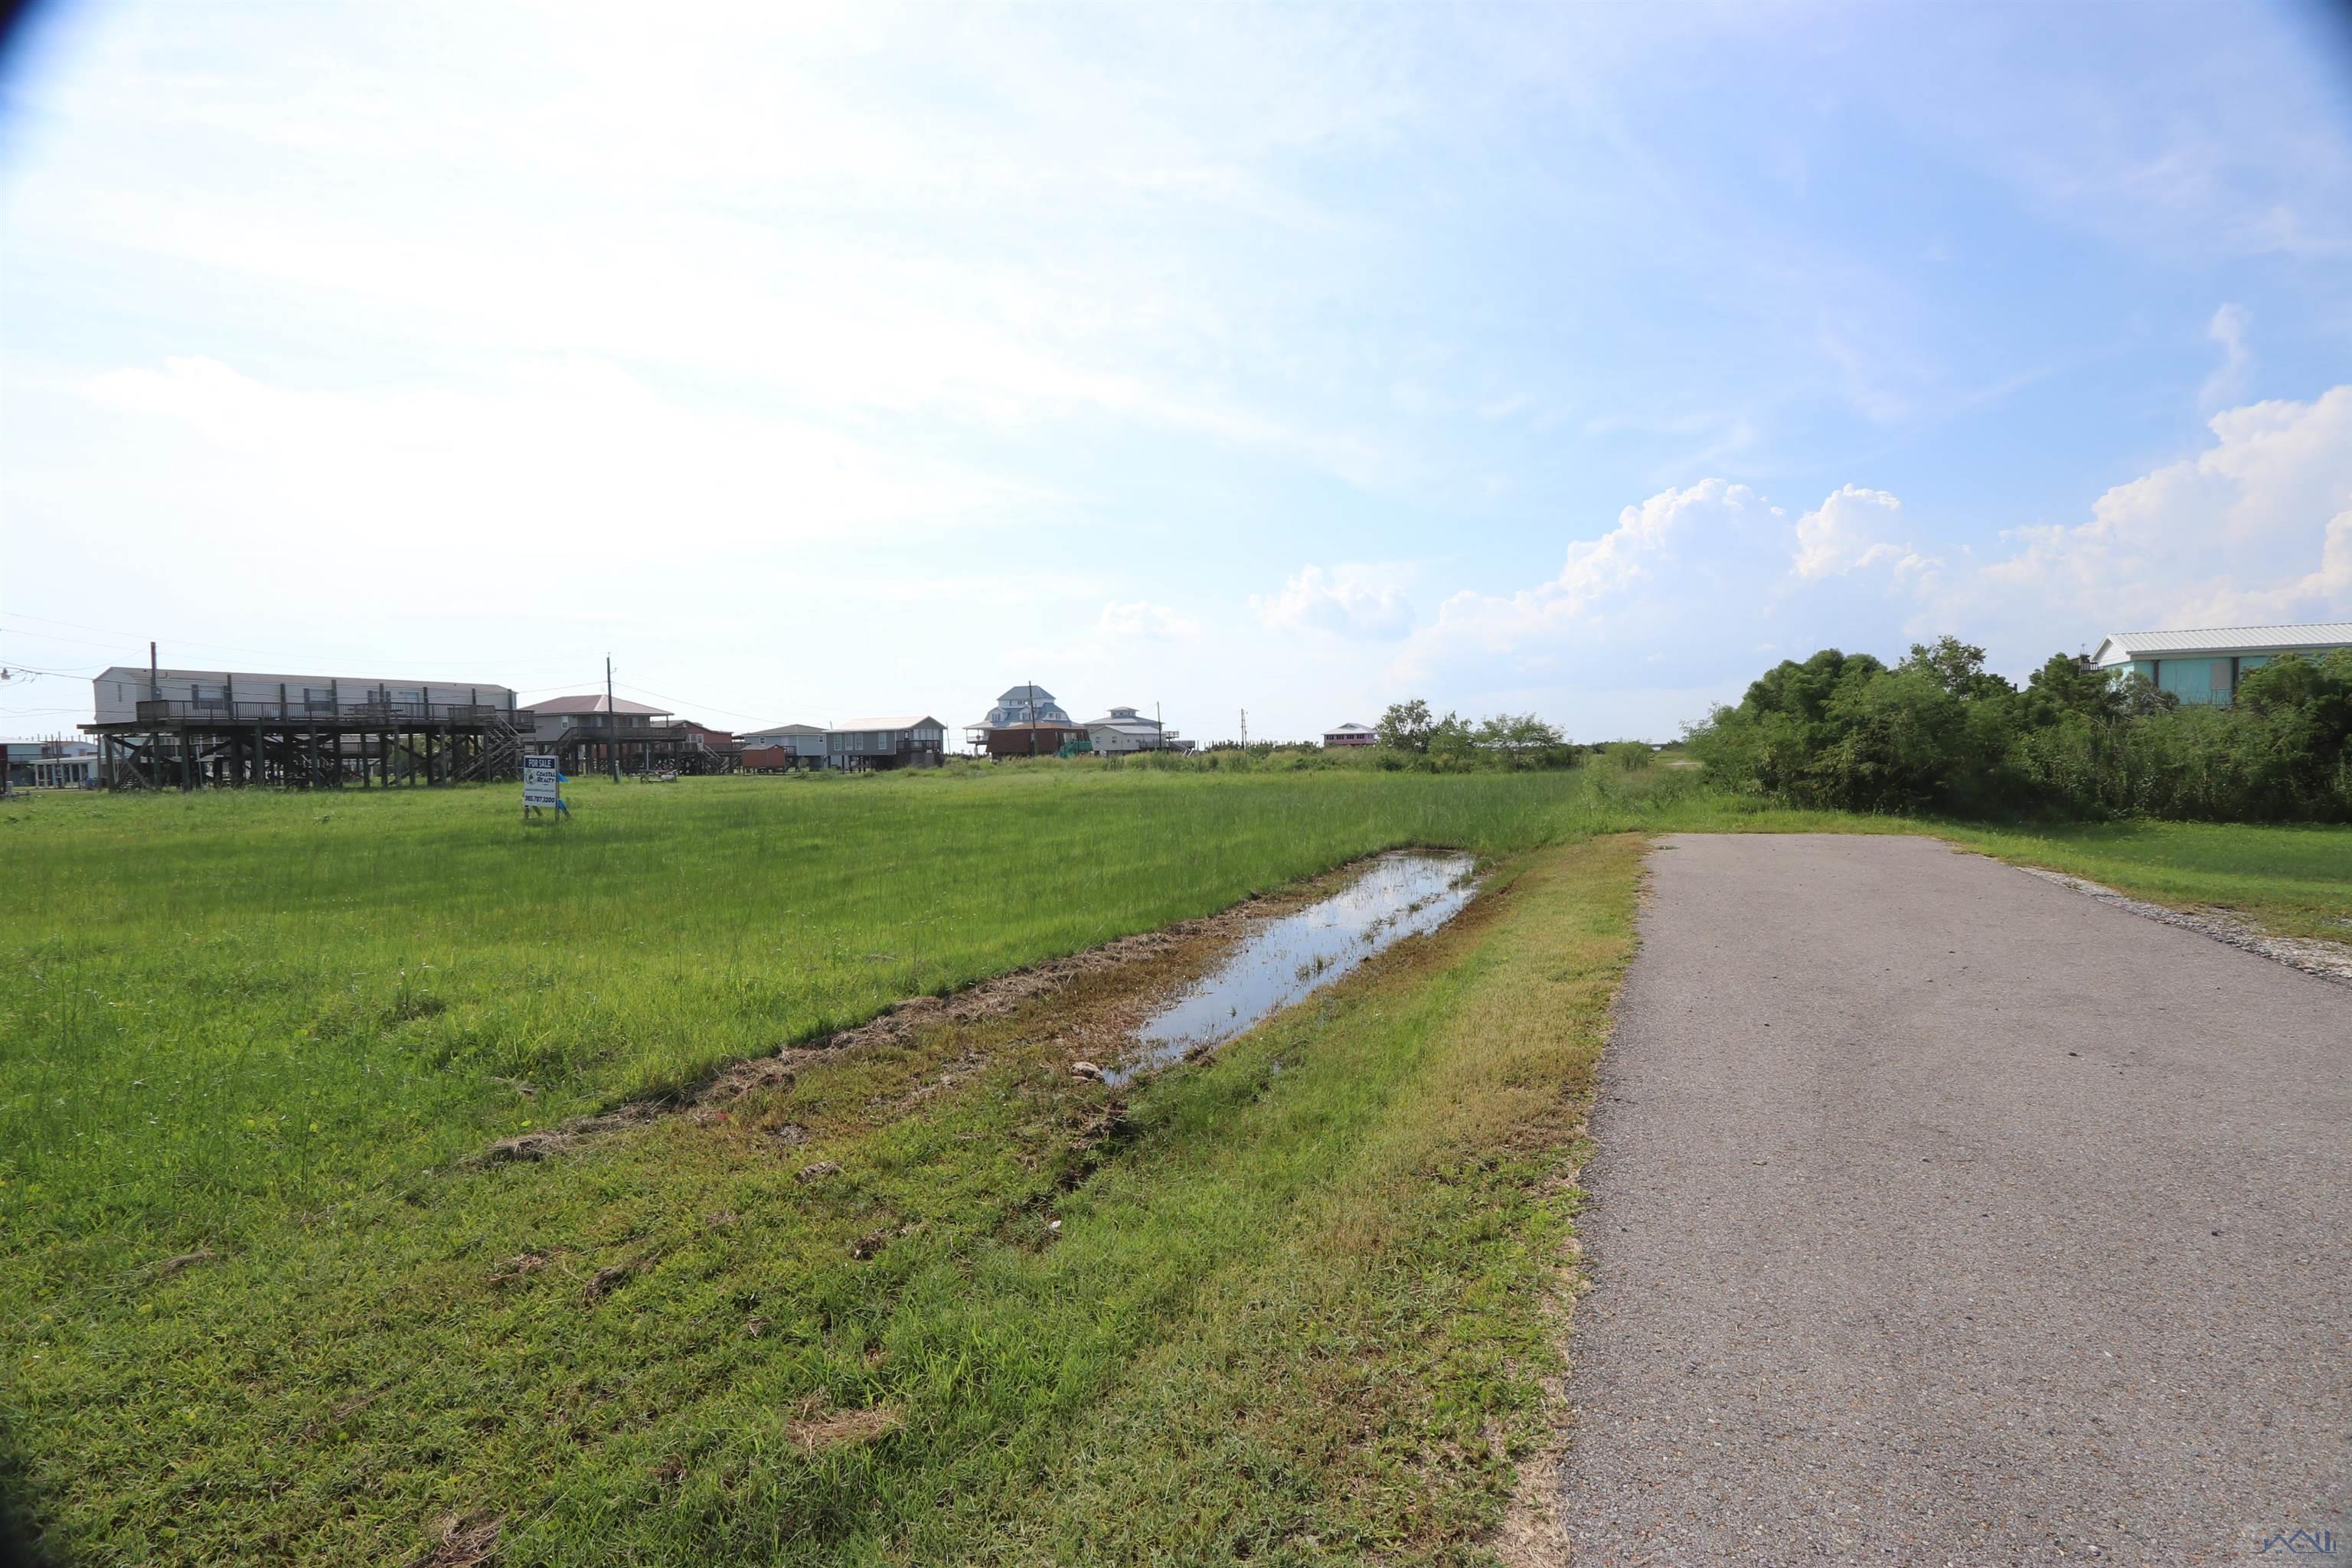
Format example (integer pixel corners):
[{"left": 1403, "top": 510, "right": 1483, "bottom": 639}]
[
  {"left": 1240, "top": 708, "right": 1247, "bottom": 750},
  {"left": 606, "top": 655, "right": 621, "bottom": 783}
]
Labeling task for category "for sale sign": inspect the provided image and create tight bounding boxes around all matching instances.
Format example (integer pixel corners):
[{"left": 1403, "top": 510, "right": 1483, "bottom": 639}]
[{"left": 523, "top": 755, "right": 561, "bottom": 810}]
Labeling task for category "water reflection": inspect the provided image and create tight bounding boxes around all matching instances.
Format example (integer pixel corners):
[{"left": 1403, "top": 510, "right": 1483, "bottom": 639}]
[{"left": 1109, "top": 851, "right": 1477, "bottom": 1083}]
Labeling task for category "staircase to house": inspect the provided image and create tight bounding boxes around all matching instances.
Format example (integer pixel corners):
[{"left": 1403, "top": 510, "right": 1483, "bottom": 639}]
[{"left": 472, "top": 714, "right": 526, "bottom": 782}]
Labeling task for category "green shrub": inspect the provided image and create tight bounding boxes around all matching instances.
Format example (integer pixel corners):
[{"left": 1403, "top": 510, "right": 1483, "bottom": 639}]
[{"left": 1687, "top": 639, "right": 2352, "bottom": 823}]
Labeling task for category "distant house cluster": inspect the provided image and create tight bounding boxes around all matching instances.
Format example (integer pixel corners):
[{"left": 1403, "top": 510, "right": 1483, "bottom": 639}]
[
  {"left": 54, "top": 622, "right": 2349, "bottom": 792},
  {"left": 963, "top": 685, "right": 1195, "bottom": 759}
]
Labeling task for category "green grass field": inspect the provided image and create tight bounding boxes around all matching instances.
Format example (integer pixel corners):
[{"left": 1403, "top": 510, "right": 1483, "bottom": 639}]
[
  {"left": 1924, "top": 818, "right": 2352, "bottom": 941},
  {"left": 2, "top": 764, "right": 2343, "bottom": 1564}
]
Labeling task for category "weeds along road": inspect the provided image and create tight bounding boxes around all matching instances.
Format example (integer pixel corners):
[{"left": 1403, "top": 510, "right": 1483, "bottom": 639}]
[{"left": 1561, "top": 834, "right": 2350, "bottom": 1566}]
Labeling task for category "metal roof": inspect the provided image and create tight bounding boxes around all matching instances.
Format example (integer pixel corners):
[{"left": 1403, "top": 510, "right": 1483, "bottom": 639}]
[
  {"left": 2091, "top": 622, "right": 2352, "bottom": 665},
  {"left": 828, "top": 716, "right": 942, "bottom": 732},
  {"left": 1325, "top": 721, "right": 1374, "bottom": 733},
  {"left": 743, "top": 722, "right": 825, "bottom": 737},
  {"left": 995, "top": 684, "right": 1056, "bottom": 703},
  {"left": 535, "top": 694, "right": 671, "bottom": 715},
  {"left": 95, "top": 665, "right": 519, "bottom": 700}
]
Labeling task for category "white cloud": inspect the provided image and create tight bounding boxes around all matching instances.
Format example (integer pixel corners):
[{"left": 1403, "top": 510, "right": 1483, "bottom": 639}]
[
  {"left": 73, "top": 355, "right": 1027, "bottom": 571},
  {"left": 1788, "top": 484, "right": 1941, "bottom": 585},
  {"left": 1401, "top": 475, "right": 1769, "bottom": 658},
  {"left": 1252, "top": 564, "right": 1415, "bottom": 639},
  {"left": 2200, "top": 303, "right": 2252, "bottom": 409},
  {"left": 1096, "top": 600, "right": 1200, "bottom": 639},
  {"left": 1940, "top": 385, "right": 2352, "bottom": 635}
]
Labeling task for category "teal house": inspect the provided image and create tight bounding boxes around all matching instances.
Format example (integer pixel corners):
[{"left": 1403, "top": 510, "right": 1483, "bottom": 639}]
[{"left": 2091, "top": 622, "right": 2352, "bottom": 707}]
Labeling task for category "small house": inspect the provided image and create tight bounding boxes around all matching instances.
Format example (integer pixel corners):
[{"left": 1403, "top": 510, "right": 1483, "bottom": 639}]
[
  {"left": 5, "top": 740, "right": 100, "bottom": 789},
  {"left": 827, "top": 717, "right": 946, "bottom": 771},
  {"left": 1322, "top": 723, "right": 1376, "bottom": 747},
  {"left": 740, "top": 723, "right": 826, "bottom": 770},
  {"left": 1081, "top": 705, "right": 1193, "bottom": 755}
]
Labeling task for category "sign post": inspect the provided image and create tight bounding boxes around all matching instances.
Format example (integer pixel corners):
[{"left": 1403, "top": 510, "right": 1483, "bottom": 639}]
[{"left": 523, "top": 754, "right": 564, "bottom": 822}]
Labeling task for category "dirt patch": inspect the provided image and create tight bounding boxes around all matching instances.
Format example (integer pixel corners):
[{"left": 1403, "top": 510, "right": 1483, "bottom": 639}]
[
  {"left": 2014, "top": 865, "right": 2352, "bottom": 985},
  {"left": 409, "top": 1513, "right": 501, "bottom": 1568},
  {"left": 785, "top": 1403, "right": 901, "bottom": 1453},
  {"left": 142, "top": 1246, "right": 218, "bottom": 1278},
  {"left": 474, "top": 1101, "right": 664, "bottom": 1165},
  {"left": 458, "top": 864, "right": 1377, "bottom": 1168},
  {"left": 489, "top": 1251, "right": 549, "bottom": 1285},
  {"left": 582, "top": 1263, "right": 635, "bottom": 1304}
]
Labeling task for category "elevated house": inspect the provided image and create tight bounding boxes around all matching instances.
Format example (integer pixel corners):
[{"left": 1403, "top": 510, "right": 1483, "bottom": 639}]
[
  {"left": 2091, "top": 622, "right": 2352, "bottom": 707},
  {"left": 5, "top": 739, "right": 100, "bottom": 789},
  {"left": 970, "top": 683, "right": 1086, "bottom": 757},
  {"left": 525, "top": 696, "right": 735, "bottom": 776},
  {"left": 740, "top": 723, "right": 826, "bottom": 772},
  {"left": 1081, "top": 705, "right": 1193, "bottom": 755},
  {"left": 82, "top": 665, "right": 528, "bottom": 789},
  {"left": 1322, "top": 723, "right": 1376, "bottom": 747},
  {"left": 827, "top": 716, "right": 946, "bottom": 771}
]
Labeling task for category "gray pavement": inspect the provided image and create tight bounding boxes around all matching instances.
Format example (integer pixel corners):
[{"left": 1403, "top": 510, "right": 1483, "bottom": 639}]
[{"left": 1559, "top": 834, "right": 2350, "bottom": 1567}]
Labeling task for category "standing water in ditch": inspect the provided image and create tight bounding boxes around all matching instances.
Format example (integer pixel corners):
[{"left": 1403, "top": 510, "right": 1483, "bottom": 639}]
[{"left": 1110, "top": 851, "right": 1478, "bottom": 1083}]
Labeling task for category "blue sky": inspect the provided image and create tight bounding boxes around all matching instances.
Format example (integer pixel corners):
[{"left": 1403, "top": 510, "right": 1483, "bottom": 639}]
[{"left": 5, "top": 0, "right": 2349, "bottom": 742}]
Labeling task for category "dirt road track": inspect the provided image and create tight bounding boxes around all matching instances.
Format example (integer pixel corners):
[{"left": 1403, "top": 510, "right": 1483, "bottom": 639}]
[{"left": 1560, "top": 834, "right": 2349, "bottom": 1566}]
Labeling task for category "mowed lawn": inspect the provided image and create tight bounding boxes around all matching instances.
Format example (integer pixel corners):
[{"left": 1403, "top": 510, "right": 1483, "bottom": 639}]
[{"left": 2, "top": 765, "right": 1686, "bottom": 1565}]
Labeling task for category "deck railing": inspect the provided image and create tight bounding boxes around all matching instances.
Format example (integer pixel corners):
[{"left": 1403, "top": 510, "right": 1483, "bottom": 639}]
[{"left": 131, "top": 700, "right": 536, "bottom": 727}]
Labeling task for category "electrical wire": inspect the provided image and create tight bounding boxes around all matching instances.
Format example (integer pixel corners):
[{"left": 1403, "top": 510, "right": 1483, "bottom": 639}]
[
  {"left": 610, "top": 679, "right": 769, "bottom": 723},
  {"left": 0, "top": 609, "right": 585, "bottom": 674}
]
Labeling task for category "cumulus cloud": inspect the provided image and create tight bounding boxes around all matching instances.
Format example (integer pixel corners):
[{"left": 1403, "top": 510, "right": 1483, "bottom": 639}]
[
  {"left": 1251, "top": 564, "right": 1415, "bottom": 639},
  {"left": 1939, "top": 384, "right": 2352, "bottom": 635},
  {"left": 1096, "top": 599, "right": 1200, "bottom": 639},
  {"left": 1400, "top": 480, "right": 1785, "bottom": 677},
  {"left": 1792, "top": 484, "right": 1911, "bottom": 579}
]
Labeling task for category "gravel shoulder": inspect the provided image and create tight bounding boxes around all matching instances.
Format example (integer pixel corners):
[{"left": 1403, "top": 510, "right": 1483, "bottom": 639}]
[{"left": 1560, "top": 833, "right": 2351, "bottom": 1567}]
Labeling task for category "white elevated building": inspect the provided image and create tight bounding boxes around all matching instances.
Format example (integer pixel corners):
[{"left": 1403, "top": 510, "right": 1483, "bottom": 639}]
[
  {"left": 1080, "top": 704, "right": 1192, "bottom": 754},
  {"left": 90, "top": 667, "right": 519, "bottom": 725},
  {"left": 82, "top": 665, "right": 527, "bottom": 789}
]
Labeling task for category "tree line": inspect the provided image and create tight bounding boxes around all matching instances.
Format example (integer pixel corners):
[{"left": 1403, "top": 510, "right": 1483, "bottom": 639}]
[
  {"left": 1367, "top": 700, "right": 1655, "bottom": 770},
  {"left": 1686, "top": 636, "right": 2352, "bottom": 822}
]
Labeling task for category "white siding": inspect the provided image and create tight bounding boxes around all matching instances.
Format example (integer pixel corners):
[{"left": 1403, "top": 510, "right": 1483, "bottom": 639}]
[{"left": 91, "top": 667, "right": 518, "bottom": 724}]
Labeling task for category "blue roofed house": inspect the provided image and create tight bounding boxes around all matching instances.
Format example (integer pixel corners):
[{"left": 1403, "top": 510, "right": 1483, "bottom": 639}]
[{"left": 2090, "top": 622, "right": 2352, "bottom": 706}]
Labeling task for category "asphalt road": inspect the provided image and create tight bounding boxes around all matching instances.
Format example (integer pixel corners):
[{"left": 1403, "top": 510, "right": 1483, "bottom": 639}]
[{"left": 1559, "top": 834, "right": 2350, "bottom": 1567}]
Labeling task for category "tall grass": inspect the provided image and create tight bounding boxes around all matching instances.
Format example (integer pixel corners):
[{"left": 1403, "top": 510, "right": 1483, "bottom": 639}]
[{"left": 0, "top": 766, "right": 1705, "bottom": 1279}]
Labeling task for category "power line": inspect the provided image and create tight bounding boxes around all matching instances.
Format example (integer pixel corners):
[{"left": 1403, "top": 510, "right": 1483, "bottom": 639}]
[
  {"left": 609, "top": 679, "right": 768, "bottom": 722},
  {"left": 0, "top": 608, "right": 582, "bottom": 672}
]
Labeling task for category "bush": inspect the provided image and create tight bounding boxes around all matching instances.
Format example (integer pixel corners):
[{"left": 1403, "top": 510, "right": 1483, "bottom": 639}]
[{"left": 1687, "top": 638, "right": 2352, "bottom": 823}]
